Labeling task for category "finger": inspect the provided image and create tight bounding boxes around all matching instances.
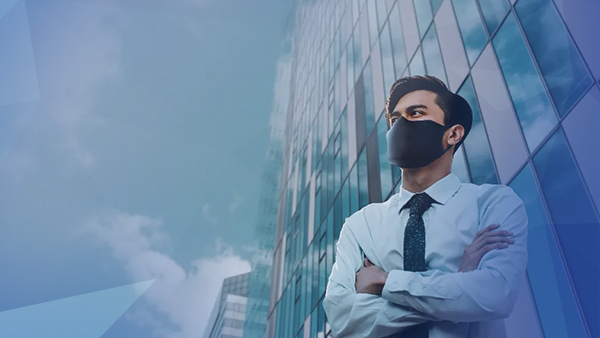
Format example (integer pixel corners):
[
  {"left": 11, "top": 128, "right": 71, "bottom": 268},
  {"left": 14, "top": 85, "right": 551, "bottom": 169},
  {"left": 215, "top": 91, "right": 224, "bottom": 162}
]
[
  {"left": 364, "top": 257, "right": 373, "bottom": 267},
  {"left": 485, "top": 236, "right": 515, "bottom": 245},
  {"left": 479, "top": 242, "right": 509, "bottom": 255},
  {"left": 487, "top": 230, "right": 514, "bottom": 237},
  {"left": 473, "top": 229, "right": 513, "bottom": 250},
  {"left": 475, "top": 223, "right": 500, "bottom": 239}
]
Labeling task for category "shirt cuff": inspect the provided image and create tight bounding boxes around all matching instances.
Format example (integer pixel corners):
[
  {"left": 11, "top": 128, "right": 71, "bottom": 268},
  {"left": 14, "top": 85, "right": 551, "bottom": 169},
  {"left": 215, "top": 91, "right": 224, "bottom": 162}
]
[
  {"left": 382, "top": 269, "right": 461, "bottom": 301},
  {"left": 382, "top": 270, "right": 411, "bottom": 305}
]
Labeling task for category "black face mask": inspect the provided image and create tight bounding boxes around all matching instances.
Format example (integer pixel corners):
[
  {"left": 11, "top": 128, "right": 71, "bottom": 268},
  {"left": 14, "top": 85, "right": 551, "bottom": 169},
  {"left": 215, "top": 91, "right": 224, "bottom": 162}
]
[{"left": 386, "top": 117, "right": 452, "bottom": 169}]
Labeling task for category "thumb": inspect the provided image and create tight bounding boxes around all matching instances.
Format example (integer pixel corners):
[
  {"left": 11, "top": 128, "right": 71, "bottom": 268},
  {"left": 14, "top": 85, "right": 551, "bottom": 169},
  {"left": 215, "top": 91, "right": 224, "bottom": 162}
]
[{"left": 364, "top": 257, "right": 373, "bottom": 267}]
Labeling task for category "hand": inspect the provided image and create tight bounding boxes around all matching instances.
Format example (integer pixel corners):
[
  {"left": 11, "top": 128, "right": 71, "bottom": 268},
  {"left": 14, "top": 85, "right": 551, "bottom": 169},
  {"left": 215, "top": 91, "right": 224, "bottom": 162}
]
[
  {"left": 459, "top": 224, "right": 514, "bottom": 272},
  {"left": 356, "top": 258, "right": 389, "bottom": 295}
]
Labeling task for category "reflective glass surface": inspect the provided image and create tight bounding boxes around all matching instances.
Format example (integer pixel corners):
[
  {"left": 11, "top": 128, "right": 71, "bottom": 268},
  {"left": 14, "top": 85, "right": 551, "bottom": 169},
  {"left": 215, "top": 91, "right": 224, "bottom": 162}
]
[
  {"left": 389, "top": 3, "right": 408, "bottom": 78},
  {"left": 451, "top": 0, "right": 487, "bottom": 65},
  {"left": 452, "top": 145, "right": 471, "bottom": 183},
  {"left": 431, "top": 0, "right": 443, "bottom": 14},
  {"left": 458, "top": 76, "right": 498, "bottom": 184},
  {"left": 493, "top": 12, "right": 557, "bottom": 151},
  {"left": 380, "top": 21, "right": 396, "bottom": 91},
  {"left": 533, "top": 128, "right": 600, "bottom": 337},
  {"left": 367, "top": 0, "right": 378, "bottom": 46},
  {"left": 413, "top": 0, "right": 433, "bottom": 39},
  {"left": 477, "top": 0, "right": 510, "bottom": 34},
  {"left": 422, "top": 23, "right": 447, "bottom": 85},
  {"left": 376, "top": 115, "right": 393, "bottom": 201},
  {"left": 409, "top": 46, "right": 426, "bottom": 76},
  {"left": 515, "top": 0, "right": 594, "bottom": 116}
]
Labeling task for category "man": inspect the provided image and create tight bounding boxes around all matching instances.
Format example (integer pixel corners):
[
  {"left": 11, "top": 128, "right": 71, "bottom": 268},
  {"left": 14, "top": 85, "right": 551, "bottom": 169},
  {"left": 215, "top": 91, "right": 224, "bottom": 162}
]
[{"left": 323, "top": 76, "right": 528, "bottom": 338}]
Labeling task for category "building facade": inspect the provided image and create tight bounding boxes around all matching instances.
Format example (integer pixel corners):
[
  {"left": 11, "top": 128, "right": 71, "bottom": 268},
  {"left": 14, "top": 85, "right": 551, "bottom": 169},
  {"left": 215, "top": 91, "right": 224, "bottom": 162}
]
[
  {"left": 267, "top": 0, "right": 600, "bottom": 338},
  {"left": 204, "top": 272, "right": 251, "bottom": 338},
  {"left": 242, "top": 54, "right": 289, "bottom": 338}
]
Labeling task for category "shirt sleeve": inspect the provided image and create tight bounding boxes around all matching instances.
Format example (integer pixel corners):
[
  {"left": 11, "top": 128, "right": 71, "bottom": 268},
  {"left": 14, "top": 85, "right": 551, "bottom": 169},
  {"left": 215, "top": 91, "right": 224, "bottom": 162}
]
[
  {"left": 380, "top": 186, "right": 529, "bottom": 323},
  {"left": 323, "top": 214, "right": 437, "bottom": 338}
]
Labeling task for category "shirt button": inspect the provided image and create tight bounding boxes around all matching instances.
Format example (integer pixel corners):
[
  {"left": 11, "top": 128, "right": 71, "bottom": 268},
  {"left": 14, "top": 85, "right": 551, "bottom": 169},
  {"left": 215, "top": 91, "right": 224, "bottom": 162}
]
[{"left": 392, "top": 282, "right": 397, "bottom": 289}]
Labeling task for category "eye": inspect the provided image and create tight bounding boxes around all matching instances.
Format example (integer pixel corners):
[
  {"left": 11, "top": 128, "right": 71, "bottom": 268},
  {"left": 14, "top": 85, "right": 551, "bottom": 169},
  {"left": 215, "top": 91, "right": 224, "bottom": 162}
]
[{"left": 410, "top": 110, "right": 424, "bottom": 117}]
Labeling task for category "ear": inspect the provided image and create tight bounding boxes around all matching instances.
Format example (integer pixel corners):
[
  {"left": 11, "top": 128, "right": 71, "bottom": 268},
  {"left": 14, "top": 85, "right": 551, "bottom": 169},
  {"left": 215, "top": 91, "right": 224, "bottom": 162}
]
[{"left": 446, "top": 124, "right": 465, "bottom": 147}]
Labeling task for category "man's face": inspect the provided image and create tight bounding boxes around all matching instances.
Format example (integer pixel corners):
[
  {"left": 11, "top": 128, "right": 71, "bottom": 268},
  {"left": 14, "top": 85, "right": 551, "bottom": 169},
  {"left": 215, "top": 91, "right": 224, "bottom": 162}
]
[{"left": 388, "top": 90, "right": 445, "bottom": 127}]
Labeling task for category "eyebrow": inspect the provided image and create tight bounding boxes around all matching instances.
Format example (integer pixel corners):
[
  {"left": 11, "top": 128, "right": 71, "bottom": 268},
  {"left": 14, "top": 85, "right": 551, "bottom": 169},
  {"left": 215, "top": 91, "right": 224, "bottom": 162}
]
[{"left": 391, "top": 104, "right": 428, "bottom": 116}]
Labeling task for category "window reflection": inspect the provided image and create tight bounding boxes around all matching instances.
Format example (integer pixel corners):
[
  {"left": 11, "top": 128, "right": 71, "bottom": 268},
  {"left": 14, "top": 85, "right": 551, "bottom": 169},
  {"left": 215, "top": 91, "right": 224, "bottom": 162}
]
[
  {"left": 477, "top": 0, "right": 510, "bottom": 34},
  {"left": 451, "top": 0, "right": 487, "bottom": 65},
  {"left": 493, "top": 13, "right": 557, "bottom": 151},
  {"left": 380, "top": 21, "right": 396, "bottom": 91},
  {"left": 423, "top": 23, "right": 448, "bottom": 85},
  {"left": 389, "top": 3, "right": 408, "bottom": 78},
  {"left": 510, "top": 164, "right": 585, "bottom": 337},
  {"left": 367, "top": 0, "right": 378, "bottom": 46},
  {"left": 413, "top": 0, "right": 433, "bottom": 39},
  {"left": 458, "top": 76, "right": 498, "bottom": 184},
  {"left": 409, "top": 46, "right": 426, "bottom": 76},
  {"left": 358, "top": 148, "right": 369, "bottom": 208},
  {"left": 363, "top": 60, "right": 375, "bottom": 136},
  {"left": 452, "top": 145, "right": 471, "bottom": 183},
  {"left": 376, "top": 114, "right": 394, "bottom": 201},
  {"left": 515, "top": 0, "right": 593, "bottom": 116},
  {"left": 532, "top": 128, "right": 600, "bottom": 336}
]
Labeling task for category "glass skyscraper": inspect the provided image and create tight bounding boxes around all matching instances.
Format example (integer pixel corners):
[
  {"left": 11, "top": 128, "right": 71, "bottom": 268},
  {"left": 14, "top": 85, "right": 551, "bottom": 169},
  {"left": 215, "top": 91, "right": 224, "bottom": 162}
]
[
  {"left": 204, "top": 272, "right": 251, "bottom": 338},
  {"left": 267, "top": 0, "right": 600, "bottom": 338},
  {"left": 242, "top": 54, "right": 289, "bottom": 338}
]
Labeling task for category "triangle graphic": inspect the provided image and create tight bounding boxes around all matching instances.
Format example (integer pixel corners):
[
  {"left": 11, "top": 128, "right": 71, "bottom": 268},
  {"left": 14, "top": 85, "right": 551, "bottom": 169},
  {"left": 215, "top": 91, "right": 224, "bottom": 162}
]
[
  {"left": 0, "top": 279, "right": 155, "bottom": 338},
  {"left": 0, "top": 0, "right": 19, "bottom": 20}
]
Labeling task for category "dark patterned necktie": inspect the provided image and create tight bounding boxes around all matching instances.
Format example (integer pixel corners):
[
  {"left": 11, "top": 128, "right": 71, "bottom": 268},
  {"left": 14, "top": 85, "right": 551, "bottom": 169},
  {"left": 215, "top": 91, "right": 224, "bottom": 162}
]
[{"left": 401, "top": 192, "right": 436, "bottom": 338}]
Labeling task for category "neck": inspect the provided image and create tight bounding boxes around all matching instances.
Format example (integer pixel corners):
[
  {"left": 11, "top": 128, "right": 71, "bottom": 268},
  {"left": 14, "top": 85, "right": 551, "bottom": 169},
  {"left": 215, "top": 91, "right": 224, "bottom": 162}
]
[{"left": 401, "top": 153, "right": 452, "bottom": 193}]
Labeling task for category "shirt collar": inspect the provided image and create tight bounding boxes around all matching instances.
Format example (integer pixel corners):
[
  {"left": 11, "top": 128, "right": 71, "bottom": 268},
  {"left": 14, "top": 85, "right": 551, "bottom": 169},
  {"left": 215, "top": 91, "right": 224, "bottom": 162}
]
[{"left": 396, "top": 172, "right": 462, "bottom": 211}]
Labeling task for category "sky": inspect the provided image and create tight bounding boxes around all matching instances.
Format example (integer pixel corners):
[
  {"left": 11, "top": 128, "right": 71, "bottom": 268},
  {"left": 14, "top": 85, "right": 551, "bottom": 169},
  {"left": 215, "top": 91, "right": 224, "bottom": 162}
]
[{"left": 0, "top": 0, "right": 292, "bottom": 337}]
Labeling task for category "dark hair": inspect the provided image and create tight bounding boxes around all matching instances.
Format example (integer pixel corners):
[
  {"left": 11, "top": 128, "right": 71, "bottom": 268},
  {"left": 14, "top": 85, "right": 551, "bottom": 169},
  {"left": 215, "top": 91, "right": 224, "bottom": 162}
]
[{"left": 385, "top": 75, "right": 473, "bottom": 152}]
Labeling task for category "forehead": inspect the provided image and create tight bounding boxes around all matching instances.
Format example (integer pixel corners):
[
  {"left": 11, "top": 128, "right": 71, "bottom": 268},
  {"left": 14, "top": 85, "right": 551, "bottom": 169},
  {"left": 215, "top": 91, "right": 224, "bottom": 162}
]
[{"left": 393, "top": 90, "right": 438, "bottom": 112}]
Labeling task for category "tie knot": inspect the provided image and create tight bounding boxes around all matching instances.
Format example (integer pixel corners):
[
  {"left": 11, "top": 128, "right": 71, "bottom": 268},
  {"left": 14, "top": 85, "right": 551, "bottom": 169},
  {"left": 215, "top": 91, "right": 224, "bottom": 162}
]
[{"left": 408, "top": 193, "right": 435, "bottom": 216}]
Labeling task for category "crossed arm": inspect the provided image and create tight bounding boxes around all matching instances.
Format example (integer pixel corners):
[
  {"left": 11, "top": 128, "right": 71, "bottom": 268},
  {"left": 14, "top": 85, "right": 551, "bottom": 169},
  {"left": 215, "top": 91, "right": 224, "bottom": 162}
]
[
  {"left": 323, "top": 191, "right": 528, "bottom": 337},
  {"left": 322, "top": 221, "right": 436, "bottom": 338}
]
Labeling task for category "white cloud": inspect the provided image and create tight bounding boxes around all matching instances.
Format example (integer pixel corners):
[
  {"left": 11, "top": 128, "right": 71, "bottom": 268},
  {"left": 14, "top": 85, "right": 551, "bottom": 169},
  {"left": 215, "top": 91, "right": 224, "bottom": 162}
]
[
  {"left": 86, "top": 209, "right": 251, "bottom": 338},
  {"left": 228, "top": 191, "right": 244, "bottom": 213},
  {"left": 201, "top": 204, "right": 219, "bottom": 227}
]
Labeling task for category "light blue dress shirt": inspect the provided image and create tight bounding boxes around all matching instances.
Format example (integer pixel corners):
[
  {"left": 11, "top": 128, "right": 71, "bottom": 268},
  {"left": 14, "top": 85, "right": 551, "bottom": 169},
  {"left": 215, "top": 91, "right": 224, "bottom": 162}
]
[{"left": 323, "top": 173, "right": 528, "bottom": 337}]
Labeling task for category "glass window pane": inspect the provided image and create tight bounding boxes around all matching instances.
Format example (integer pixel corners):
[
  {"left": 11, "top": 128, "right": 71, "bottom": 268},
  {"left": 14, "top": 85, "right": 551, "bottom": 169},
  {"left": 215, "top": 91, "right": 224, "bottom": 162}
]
[
  {"left": 509, "top": 163, "right": 588, "bottom": 338},
  {"left": 363, "top": 59, "right": 375, "bottom": 137},
  {"left": 358, "top": 148, "right": 369, "bottom": 208},
  {"left": 346, "top": 36, "right": 355, "bottom": 96},
  {"left": 409, "top": 46, "right": 426, "bottom": 76},
  {"left": 532, "top": 128, "right": 600, "bottom": 337},
  {"left": 471, "top": 44, "right": 529, "bottom": 183},
  {"left": 431, "top": 0, "right": 443, "bottom": 13},
  {"left": 562, "top": 87, "right": 600, "bottom": 212},
  {"left": 353, "top": 26, "right": 363, "bottom": 83},
  {"left": 399, "top": 0, "right": 420, "bottom": 61},
  {"left": 380, "top": 21, "right": 396, "bottom": 91},
  {"left": 376, "top": 0, "right": 389, "bottom": 33},
  {"left": 493, "top": 13, "right": 557, "bottom": 151},
  {"left": 367, "top": 0, "right": 378, "bottom": 46},
  {"left": 477, "top": 0, "right": 510, "bottom": 34},
  {"left": 451, "top": 145, "right": 471, "bottom": 183},
  {"left": 389, "top": 2, "right": 408, "bottom": 77},
  {"left": 350, "top": 164, "right": 359, "bottom": 213},
  {"left": 413, "top": 0, "right": 433, "bottom": 39},
  {"left": 422, "top": 23, "right": 447, "bottom": 84},
  {"left": 451, "top": 0, "right": 487, "bottom": 65},
  {"left": 458, "top": 76, "right": 498, "bottom": 184},
  {"left": 376, "top": 116, "right": 393, "bottom": 201},
  {"left": 515, "top": 0, "right": 593, "bottom": 116}
]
